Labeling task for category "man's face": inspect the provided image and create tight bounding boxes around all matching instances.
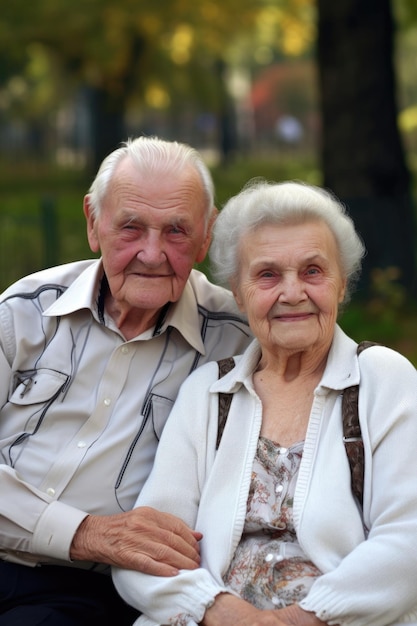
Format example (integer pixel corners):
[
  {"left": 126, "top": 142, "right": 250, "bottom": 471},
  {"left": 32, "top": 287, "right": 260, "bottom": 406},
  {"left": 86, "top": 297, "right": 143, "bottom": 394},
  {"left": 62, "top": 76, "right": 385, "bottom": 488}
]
[{"left": 84, "top": 158, "right": 212, "bottom": 323}]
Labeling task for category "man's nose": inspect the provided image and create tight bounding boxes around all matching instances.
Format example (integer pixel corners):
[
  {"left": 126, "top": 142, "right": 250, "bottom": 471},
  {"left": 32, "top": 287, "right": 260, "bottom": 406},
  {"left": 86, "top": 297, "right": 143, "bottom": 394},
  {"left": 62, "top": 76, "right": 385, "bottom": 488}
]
[{"left": 136, "top": 232, "right": 166, "bottom": 266}]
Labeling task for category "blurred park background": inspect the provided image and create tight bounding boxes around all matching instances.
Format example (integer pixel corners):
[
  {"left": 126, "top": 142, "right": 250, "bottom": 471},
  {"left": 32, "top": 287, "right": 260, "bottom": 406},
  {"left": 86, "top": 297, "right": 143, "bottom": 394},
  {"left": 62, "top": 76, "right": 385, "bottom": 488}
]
[{"left": 1, "top": 0, "right": 417, "bottom": 361}]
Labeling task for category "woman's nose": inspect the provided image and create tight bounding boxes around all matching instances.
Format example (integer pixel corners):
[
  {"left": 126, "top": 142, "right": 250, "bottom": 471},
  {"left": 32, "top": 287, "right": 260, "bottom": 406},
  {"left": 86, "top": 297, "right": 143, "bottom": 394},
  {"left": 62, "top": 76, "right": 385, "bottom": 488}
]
[{"left": 278, "top": 274, "right": 307, "bottom": 303}]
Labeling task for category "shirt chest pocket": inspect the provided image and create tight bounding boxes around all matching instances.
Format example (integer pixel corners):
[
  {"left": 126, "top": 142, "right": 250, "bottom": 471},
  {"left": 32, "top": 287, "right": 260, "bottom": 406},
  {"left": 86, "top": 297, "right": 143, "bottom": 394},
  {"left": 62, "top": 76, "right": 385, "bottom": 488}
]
[
  {"left": 149, "top": 394, "right": 174, "bottom": 440},
  {"left": 9, "top": 369, "right": 69, "bottom": 406}
]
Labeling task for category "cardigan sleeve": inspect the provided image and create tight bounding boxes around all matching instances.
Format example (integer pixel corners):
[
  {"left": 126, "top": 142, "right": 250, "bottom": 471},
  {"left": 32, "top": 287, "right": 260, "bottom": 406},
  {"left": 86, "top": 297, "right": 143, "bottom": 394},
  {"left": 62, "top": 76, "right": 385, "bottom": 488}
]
[
  {"left": 112, "top": 362, "right": 230, "bottom": 624},
  {"left": 300, "top": 346, "right": 417, "bottom": 626}
]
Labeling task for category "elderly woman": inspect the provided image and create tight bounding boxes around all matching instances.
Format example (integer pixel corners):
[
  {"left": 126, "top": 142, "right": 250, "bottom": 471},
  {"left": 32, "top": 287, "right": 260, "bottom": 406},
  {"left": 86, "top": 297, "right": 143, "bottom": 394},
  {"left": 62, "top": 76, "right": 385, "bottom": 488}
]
[{"left": 113, "top": 181, "right": 417, "bottom": 626}]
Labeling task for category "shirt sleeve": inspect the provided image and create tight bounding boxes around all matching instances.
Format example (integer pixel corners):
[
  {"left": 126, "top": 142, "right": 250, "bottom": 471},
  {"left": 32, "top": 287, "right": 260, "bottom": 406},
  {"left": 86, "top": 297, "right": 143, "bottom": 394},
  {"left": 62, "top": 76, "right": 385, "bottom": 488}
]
[
  {"left": 0, "top": 465, "right": 88, "bottom": 565},
  {"left": 0, "top": 327, "right": 89, "bottom": 565},
  {"left": 0, "top": 341, "right": 10, "bottom": 407}
]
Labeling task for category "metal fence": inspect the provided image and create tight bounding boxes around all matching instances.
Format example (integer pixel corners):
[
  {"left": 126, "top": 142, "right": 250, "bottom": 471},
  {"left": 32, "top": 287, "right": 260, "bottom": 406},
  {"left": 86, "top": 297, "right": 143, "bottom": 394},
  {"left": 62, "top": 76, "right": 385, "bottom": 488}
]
[
  {"left": 1, "top": 205, "right": 50, "bottom": 292},
  {"left": 0, "top": 199, "right": 91, "bottom": 292}
]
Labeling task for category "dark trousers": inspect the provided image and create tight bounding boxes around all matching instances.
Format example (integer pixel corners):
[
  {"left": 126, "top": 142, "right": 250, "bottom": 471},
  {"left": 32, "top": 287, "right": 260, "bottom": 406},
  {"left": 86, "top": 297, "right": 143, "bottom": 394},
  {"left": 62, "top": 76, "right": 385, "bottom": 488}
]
[{"left": 0, "top": 561, "right": 140, "bottom": 625}]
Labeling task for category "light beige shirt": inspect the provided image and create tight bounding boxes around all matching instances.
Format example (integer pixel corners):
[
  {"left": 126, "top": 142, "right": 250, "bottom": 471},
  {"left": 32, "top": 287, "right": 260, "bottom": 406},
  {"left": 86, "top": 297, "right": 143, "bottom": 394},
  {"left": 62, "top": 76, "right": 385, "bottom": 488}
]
[{"left": 0, "top": 259, "right": 251, "bottom": 569}]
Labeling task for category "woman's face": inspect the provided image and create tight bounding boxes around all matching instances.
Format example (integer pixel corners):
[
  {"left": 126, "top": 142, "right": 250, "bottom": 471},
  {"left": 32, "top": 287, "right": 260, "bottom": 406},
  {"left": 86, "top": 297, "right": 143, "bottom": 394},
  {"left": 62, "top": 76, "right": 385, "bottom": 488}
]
[{"left": 233, "top": 220, "right": 346, "bottom": 357}]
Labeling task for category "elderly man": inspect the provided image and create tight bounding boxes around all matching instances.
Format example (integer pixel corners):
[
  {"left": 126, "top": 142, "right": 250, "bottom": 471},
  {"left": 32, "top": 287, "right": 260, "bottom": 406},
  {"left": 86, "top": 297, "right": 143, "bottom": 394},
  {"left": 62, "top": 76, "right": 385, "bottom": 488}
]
[{"left": 0, "top": 136, "right": 251, "bottom": 625}]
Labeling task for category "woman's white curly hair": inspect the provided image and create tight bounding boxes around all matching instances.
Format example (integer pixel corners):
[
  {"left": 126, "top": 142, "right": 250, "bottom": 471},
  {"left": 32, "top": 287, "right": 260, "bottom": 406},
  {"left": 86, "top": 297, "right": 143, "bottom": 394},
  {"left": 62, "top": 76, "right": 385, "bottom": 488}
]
[{"left": 210, "top": 179, "right": 365, "bottom": 305}]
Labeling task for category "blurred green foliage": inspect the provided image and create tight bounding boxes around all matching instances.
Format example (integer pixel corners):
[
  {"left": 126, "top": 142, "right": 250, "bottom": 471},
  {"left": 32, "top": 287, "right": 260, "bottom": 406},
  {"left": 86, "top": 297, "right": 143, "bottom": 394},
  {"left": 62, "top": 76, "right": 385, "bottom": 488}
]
[
  {"left": 1, "top": 155, "right": 417, "bottom": 364},
  {"left": 340, "top": 268, "right": 417, "bottom": 364}
]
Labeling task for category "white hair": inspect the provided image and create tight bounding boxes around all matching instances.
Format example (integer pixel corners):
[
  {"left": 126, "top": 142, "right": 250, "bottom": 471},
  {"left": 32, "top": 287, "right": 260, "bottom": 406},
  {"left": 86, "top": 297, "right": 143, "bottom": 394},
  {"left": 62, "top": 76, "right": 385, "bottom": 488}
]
[
  {"left": 87, "top": 136, "right": 214, "bottom": 223},
  {"left": 210, "top": 179, "right": 365, "bottom": 304}
]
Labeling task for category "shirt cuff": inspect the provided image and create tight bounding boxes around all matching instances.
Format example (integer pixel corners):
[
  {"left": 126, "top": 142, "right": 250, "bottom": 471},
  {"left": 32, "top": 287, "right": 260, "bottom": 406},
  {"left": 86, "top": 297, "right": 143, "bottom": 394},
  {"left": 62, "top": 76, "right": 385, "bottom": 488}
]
[{"left": 32, "top": 500, "right": 88, "bottom": 562}]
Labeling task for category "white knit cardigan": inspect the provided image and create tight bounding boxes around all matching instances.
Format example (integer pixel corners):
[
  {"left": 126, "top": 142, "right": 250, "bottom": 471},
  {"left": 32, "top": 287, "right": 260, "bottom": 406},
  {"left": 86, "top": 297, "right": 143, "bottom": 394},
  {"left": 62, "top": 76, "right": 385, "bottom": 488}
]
[{"left": 113, "top": 325, "right": 417, "bottom": 626}]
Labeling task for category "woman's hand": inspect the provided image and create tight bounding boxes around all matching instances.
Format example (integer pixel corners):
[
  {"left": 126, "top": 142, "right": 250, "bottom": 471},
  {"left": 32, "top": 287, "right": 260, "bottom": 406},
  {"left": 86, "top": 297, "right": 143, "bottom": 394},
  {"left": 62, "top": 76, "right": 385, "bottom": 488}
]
[
  {"left": 200, "top": 592, "right": 283, "bottom": 626},
  {"left": 274, "top": 605, "right": 331, "bottom": 625},
  {"left": 200, "top": 594, "right": 329, "bottom": 626},
  {"left": 70, "top": 506, "right": 202, "bottom": 575}
]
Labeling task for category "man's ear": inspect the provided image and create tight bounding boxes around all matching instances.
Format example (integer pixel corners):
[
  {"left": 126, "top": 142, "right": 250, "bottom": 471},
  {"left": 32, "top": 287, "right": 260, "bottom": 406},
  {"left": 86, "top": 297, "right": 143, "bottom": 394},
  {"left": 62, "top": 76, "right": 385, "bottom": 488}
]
[
  {"left": 195, "top": 207, "right": 218, "bottom": 263},
  {"left": 83, "top": 195, "right": 100, "bottom": 253}
]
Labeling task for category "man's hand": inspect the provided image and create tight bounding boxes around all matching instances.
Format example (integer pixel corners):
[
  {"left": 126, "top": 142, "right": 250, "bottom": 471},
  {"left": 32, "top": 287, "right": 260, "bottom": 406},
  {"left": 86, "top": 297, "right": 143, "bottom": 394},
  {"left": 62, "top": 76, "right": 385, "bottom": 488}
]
[{"left": 70, "top": 506, "right": 201, "bottom": 576}]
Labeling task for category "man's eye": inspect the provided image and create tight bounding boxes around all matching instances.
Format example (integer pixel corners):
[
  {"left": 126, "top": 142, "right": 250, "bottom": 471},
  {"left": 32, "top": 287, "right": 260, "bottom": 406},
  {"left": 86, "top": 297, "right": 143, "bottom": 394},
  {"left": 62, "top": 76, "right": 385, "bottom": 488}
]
[
  {"left": 122, "top": 221, "right": 139, "bottom": 230},
  {"left": 169, "top": 226, "right": 185, "bottom": 235}
]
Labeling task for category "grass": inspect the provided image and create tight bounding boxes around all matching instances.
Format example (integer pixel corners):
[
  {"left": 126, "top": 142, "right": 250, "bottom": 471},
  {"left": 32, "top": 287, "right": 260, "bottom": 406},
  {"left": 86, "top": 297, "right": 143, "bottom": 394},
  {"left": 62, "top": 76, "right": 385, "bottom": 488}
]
[{"left": 1, "top": 154, "right": 417, "bottom": 365}]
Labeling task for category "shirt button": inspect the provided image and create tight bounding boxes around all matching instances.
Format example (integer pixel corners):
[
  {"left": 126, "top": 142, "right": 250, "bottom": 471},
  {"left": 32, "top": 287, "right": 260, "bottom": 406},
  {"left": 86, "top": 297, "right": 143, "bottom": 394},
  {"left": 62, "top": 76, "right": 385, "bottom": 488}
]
[
  {"left": 278, "top": 447, "right": 288, "bottom": 455},
  {"left": 275, "top": 484, "right": 284, "bottom": 494},
  {"left": 77, "top": 441, "right": 87, "bottom": 448},
  {"left": 103, "top": 398, "right": 111, "bottom": 406},
  {"left": 121, "top": 346, "right": 129, "bottom": 354},
  {"left": 46, "top": 487, "right": 56, "bottom": 497}
]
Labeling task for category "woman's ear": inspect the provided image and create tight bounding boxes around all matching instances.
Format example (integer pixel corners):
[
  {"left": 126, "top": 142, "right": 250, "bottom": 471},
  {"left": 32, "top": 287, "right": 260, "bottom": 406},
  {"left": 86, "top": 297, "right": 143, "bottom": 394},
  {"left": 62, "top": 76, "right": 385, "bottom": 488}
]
[
  {"left": 83, "top": 195, "right": 100, "bottom": 253},
  {"left": 231, "top": 280, "right": 246, "bottom": 314},
  {"left": 338, "top": 277, "right": 347, "bottom": 303}
]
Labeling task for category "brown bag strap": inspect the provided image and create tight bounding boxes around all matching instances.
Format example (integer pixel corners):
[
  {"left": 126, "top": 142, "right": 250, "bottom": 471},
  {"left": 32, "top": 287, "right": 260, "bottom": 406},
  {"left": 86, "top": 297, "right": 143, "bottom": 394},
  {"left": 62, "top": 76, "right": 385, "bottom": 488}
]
[
  {"left": 216, "top": 357, "right": 235, "bottom": 449},
  {"left": 342, "top": 341, "right": 378, "bottom": 508}
]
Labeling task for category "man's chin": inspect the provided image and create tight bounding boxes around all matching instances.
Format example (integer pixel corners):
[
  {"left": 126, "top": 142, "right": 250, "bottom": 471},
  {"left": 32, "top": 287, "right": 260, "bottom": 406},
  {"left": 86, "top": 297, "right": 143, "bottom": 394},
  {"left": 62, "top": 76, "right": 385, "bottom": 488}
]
[{"left": 129, "top": 289, "right": 173, "bottom": 311}]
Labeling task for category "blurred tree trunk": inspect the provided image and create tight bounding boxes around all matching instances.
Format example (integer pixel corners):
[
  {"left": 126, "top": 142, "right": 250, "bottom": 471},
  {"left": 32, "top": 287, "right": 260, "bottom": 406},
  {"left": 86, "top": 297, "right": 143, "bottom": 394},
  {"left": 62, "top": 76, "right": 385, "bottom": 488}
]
[
  {"left": 317, "top": 0, "right": 416, "bottom": 296},
  {"left": 86, "top": 33, "right": 146, "bottom": 172},
  {"left": 88, "top": 86, "right": 127, "bottom": 173},
  {"left": 214, "top": 58, "right": 238, "bottom": 164}
]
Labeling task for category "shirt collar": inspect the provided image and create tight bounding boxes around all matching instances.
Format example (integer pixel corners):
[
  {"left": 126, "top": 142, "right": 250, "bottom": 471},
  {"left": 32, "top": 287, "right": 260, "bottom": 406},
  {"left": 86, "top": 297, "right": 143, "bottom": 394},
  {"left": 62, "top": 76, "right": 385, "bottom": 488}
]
[
  {"left": 43, "top": 260, "right": 205, "bottom": 353},
  {"left": 155, "top": 279, "right": 205, "bottom": 353},
  {"left": 43, "top": 260, "right": 103, "bottom": 320}
]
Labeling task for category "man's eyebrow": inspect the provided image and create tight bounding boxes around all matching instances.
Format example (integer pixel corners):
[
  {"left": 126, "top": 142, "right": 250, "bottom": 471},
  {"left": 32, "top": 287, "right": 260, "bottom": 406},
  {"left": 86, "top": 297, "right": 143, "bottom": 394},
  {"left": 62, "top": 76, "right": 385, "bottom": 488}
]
[
  {"left": 124, "top": 214, "right": 140, "bottom": 225},
  {"left": 118, "top": 212, "right": 192, "bottom": 228},
  {"left": 117, "top": 210, "right": 141, "bottom": 223}
]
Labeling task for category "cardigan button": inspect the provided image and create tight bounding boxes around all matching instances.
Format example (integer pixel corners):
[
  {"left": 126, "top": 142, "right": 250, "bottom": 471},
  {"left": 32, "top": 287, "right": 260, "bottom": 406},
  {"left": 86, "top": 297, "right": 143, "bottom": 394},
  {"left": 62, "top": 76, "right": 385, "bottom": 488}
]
[{"left": 265, "top": 553, "right": 284, "bottom": 564}]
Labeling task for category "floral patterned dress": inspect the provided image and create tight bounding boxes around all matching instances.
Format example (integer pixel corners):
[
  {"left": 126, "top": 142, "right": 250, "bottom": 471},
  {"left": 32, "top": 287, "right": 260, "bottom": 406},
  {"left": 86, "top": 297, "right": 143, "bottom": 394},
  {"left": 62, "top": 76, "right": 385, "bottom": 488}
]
[{"left": 223, "top": 436, "right": 322, "bottom": 609}]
